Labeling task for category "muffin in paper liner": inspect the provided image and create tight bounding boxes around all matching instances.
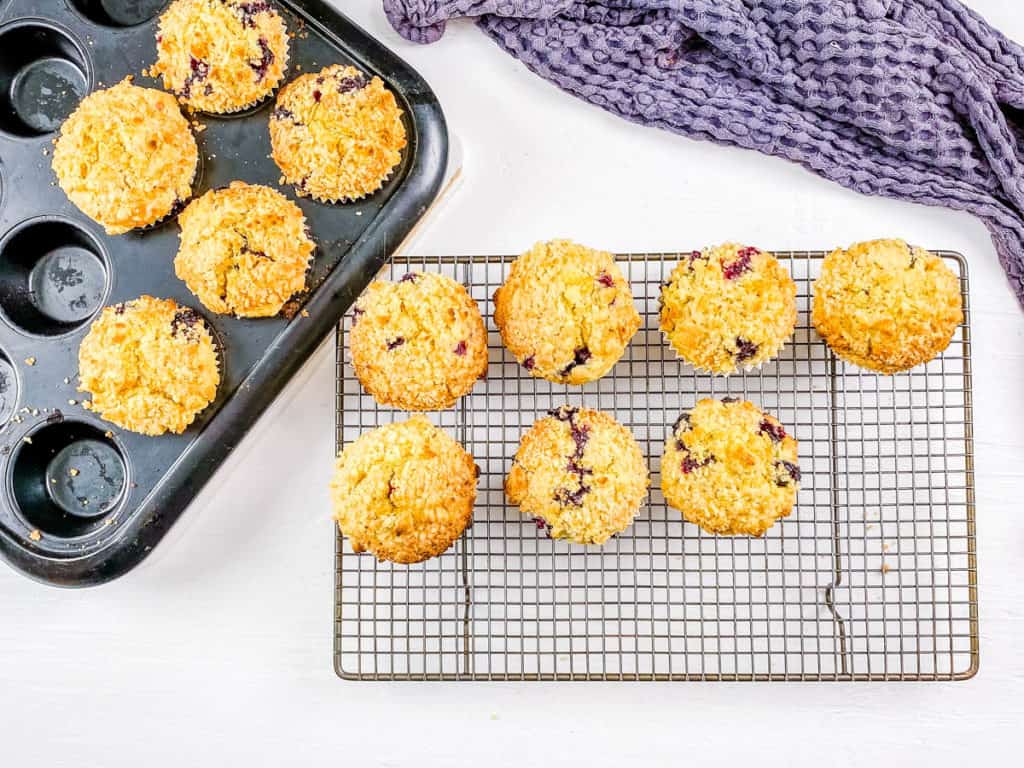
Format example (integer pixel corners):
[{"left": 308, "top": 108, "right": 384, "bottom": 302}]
[
  {"left": 492, "top": 239, "right": 641, "bottom": 385},
  {"left": 150, "top": 0, "right": 290, "bottom": 115},
  {"left": 505, "top": 406, "right": 649, "bottom": 545},
  {"left": 348, "top": 271, "right": 488, "bottom": 410},
  {"left": 174, "top": 181, "right": 315, "bottom": 318},
  {"left": 78, "top": 296, "right": 221, "bottom": 437},
  {"left": 658, "top": 243, "right": 797, "bottom": 376},
  {"left": 331, "top": 415, "right": 478, "bottom": 564},
  {"left": 52, "top": 78, "right": 199, "bottom": 235},
  {"left": 269, "top": 64, "right": 407, "bottom": 203},
  {"left": 661, "top": 398, "right": 799, "bottom": 537},
  {"left": 812, "top": 239, "right": 962, "bottom": 374}
]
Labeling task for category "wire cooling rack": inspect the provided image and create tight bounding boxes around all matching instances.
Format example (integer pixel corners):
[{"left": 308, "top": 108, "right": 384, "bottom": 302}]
[{"left": 334, "top": 251, "right": 977, "bottom": 681}]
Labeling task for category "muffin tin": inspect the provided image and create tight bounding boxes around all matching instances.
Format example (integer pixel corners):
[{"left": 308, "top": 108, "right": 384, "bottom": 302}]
[{"left": 0, "top": 0, "right": 448, "bottom": 586}]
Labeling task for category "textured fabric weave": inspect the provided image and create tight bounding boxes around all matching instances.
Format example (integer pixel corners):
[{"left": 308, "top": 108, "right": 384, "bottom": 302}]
[{"left": 384, "top": 0, "right": 1024, "bottom": 306}]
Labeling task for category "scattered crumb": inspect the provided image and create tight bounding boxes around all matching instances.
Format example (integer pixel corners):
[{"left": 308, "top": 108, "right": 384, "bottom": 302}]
[
  {"left": 22, "top": 436, "right": 32, "bottom": 445},
  {"left": 63, "top": 377, "right": 70, "bottom": 385},
  {"left": 881, "top": 563, "right": 891, "bottom": 574},
  {"left": 301, "top": 309, "right": 310, "bottom": 318},
  {"left": 82, "top": 401, "right": 93, "bottom": 410},
  {"left": 355, "top": 211, "right": 362, "bottom": 216},
  {"left": 50, "top": 478, "right": 56, "bottom": 485},
  {"left": 104, "top": 430, "right": 114, "bottom": 439},
  {"left": 69, "top": 468, "right": 79, "bottom": 477},
  {"left": 68, "top": 399, "right": 78, "bottom": 406},
  {"left": 81, "top": 500, "right": 89, "bottom": 506},
  {"left": 489, "top": 714, "right": 499, "bottom": 721},
  {"left": 30, "top": 409, "right": 38, "bottom": 416},
  {"left": 24, "top": 357, "right": 35, "bottom": 366},
  {"left": 882, "top": 543, "right": 890, "bottom": 552},
  {"left": 28, "top": 530, "right": 41, "bottom": 542}
]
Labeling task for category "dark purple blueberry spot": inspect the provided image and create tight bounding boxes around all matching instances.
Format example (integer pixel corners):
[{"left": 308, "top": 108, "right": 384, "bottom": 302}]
[
  {"left": 204, "top": 83, "right": 214, "bottom": 96},
  {"left": 170, "top": 308, "right": 201, "bottom": 339},
  {"left": 179, "top": 57, "right": 210, "bottom": 100},
  {"left": 399, "top": 272, "right": 419, "bottom": 284},
  {"left": 722, "top": 247, "right": 758, "bottom": 280},
  {"left": 386, "top": 337, "right": 405, "bottom": 351},
  {"left": 235, "top": 1, "right": 273, "bottom": 27},
  {"left": 759, "top": 419, "right": 786, "bottom": 443},
  {"left": 249, "top": 37, "right": 275, "bottom": 82},
  {"left": 672, "top": 411, "right": 691, "bottom": 433},
  {"left": 454, "top": 340, "right": 467, "bottom": 356},
  {"left": 548, "top": 405, "right": 578, "bottom": 422},
  {"left": 337, "top": 73, "right": 369, "bottom": 94},
  {"left": 271, "top": 106, "right": 296, "bottom": 122},
  {"left": 734, "top": 337, "right": 759, "bottom": 363},
  {"left": 351, "top": 307, "right": 364, "bottom": 325},
  {"left": 721, "top": 396, "right": 739, "bottom": 403},
  {"left": 681, "top": 454, "right": 715, "bottom": 474},
  {"left": 114, "top": 302, "right": 126, "bottom": 316},
  {"left": 686, "top": 249, "right": 708, "bottom": 270},
  {"left": 597, "top": 271, "right": 614, "bottom": 288},
  {"left": 313, "top": 90, "right": 322, "bottom": 102},
  {"left": 522, "top": 355, "right": 535, "bottom": 371},
  {"left": 532, "top": 517, "right": 552, "bottom": 537},
  {"left": 554, "top": 485, "right": 590, "bottom": 507},
  {"left": 775, "top": 460, "right": 801, "bottom": 487},
  {"left": 559, "top": 346, "right": 591, "bottom": 378},
  {"left": 316, "top": 76, "right": 326, "bottom": 85}
]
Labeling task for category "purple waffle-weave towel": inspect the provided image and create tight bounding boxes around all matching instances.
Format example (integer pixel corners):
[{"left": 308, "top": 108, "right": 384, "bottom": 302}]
[{"left": 384, "top": 0, "right": 1024, "bottom": 306}]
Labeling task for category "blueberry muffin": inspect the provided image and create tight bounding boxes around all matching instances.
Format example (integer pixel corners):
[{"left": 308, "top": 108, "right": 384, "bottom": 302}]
[
  {"left": 661, "top": 398, "right": 799, "bottom": 537},
  {"left": 349, "top": 272, "right": 488, "bottom": 410},
  {"left": 78, "top": 296, "right": 220, "bottom": 436},
  {"left": 331, "top": 415, "right": 478, "bottom": 563},
  {"left": 812, "top": 239, "right": 963, "bottom": 373},
  {"left": 151, "top": 0, "right": 289, "bottom": 113},
  {"left": 659, "top": 244, "right": 797, "bottom": 374},
  {"left": 174, "top": 182, "right": 315, "bottom": 317},
  {"left": 493, "top": 240, "right": 641, "bottom": 385},
  {"left": 52, "top": 78, "right": 198, "bottom": 234},
  {"left": 270, "top": 64, "right": 406, "bottom": 202},
  {"left": 506, "top": 406, "right": 649, "bottom": 545}
]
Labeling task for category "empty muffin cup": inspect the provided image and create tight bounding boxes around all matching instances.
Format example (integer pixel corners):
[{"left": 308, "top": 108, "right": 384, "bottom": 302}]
[
  {"left": 0, "top": 21, "right": 91, "bottom": 137},
  {"left": 11, "top": 420, "right": 128, "bottom": 539},
  {"left": 69, "top": 0, "right": 170, "bottom": 27},
  {"left": 0, "top": 217, "right": 110, "bottom": 336},
  {"left": 0, "top": 351, "right": 18, "bottom": 423}
]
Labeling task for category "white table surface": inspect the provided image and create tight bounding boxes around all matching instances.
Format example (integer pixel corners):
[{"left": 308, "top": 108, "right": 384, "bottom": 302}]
[{"left": 4, "top": 1, "right": 1024, "bottom": 765}]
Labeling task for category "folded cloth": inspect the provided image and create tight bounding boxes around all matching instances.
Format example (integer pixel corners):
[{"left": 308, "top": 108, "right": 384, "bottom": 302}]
[{"left": 384, "top": 0, "right": 1024, "bottom": 307}]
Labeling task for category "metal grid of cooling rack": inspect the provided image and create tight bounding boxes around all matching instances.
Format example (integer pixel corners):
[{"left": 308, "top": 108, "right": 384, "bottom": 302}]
[{"left": 334, "top": 250, "right": 977, "bottom": 682}]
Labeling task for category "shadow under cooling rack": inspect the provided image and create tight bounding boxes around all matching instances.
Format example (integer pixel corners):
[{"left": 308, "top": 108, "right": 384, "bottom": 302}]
[{"left": 333, "top": 250, "right": 978, "bottom": 682}]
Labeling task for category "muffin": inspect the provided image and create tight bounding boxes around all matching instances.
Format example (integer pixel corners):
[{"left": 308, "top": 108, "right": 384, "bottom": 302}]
[
  {"left": 331, "top": 415, "right": 478, "bottom": 563},
  {"left": 812, "top": 239, "right": 963, "bottom": 373},
  {"left": 493, "top": 240, "right": 641, "bottom": 384},
  {"left": 506, "top": 406, "right": 649, "bottom": 545},
  {"left": 270, "top": 64, "right": 406, "bottom": 202},
  {"left": 661, "top": 398, "right": 799, "bottom": 537},
  {"left": 78, "top": 296, "right": 220, "bottom": 436},
  {"left": 659, "top": 244, "right": 797, "bottom": 374},
  {"left": 349, "top": 271, "right": 488, "bottom": 410},
  {"left": 174, "top": 182, "right": 315, "bottom": 317},
  {"left": 151, "top": 0, "right": 289, "bottom": 113},
  {"left": 52, "top": 78, "right": 198, "bottom": 234}
]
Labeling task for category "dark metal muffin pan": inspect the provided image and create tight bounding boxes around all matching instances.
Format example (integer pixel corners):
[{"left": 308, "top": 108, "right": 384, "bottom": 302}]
[{"left": 0, "top": 0, "right": 448, "bottom": 586}]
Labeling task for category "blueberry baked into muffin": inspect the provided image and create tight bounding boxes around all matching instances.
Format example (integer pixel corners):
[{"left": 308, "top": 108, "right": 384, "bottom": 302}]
[
  {"left": 174, "top": 182, "right": 315, "bottom": 318},
  {"left": 349, "top": 271, "right": 488, "bottom": 410},
  {"left": 812, "top": 239, "right": 963, "bottom": 373},
  {"left": 270, "top": 64, "right": 407, "bottom": 202},
  {"left": 78, "top": 296, "right": 220, "bottom": 436},
  {"left": 661, "top": 398, "right": 799, "bottom": 537},
  {"left": 52, "top": 78, "right": 198, "bottom": 235},
  {"left": 506, "top": 406, "right": 649, "bottom": 545},
  {"left": 151, "top": 0, "right": 290, "bottom": 114},
  {"left": 659, "top": 243, "right": 797, "bottom": 375},
  {"left": 331, "top": 415, "right": 478, "bottom": 564},
  {"left": 493, "top": 240, "right": 641, "bottom": 385}
]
